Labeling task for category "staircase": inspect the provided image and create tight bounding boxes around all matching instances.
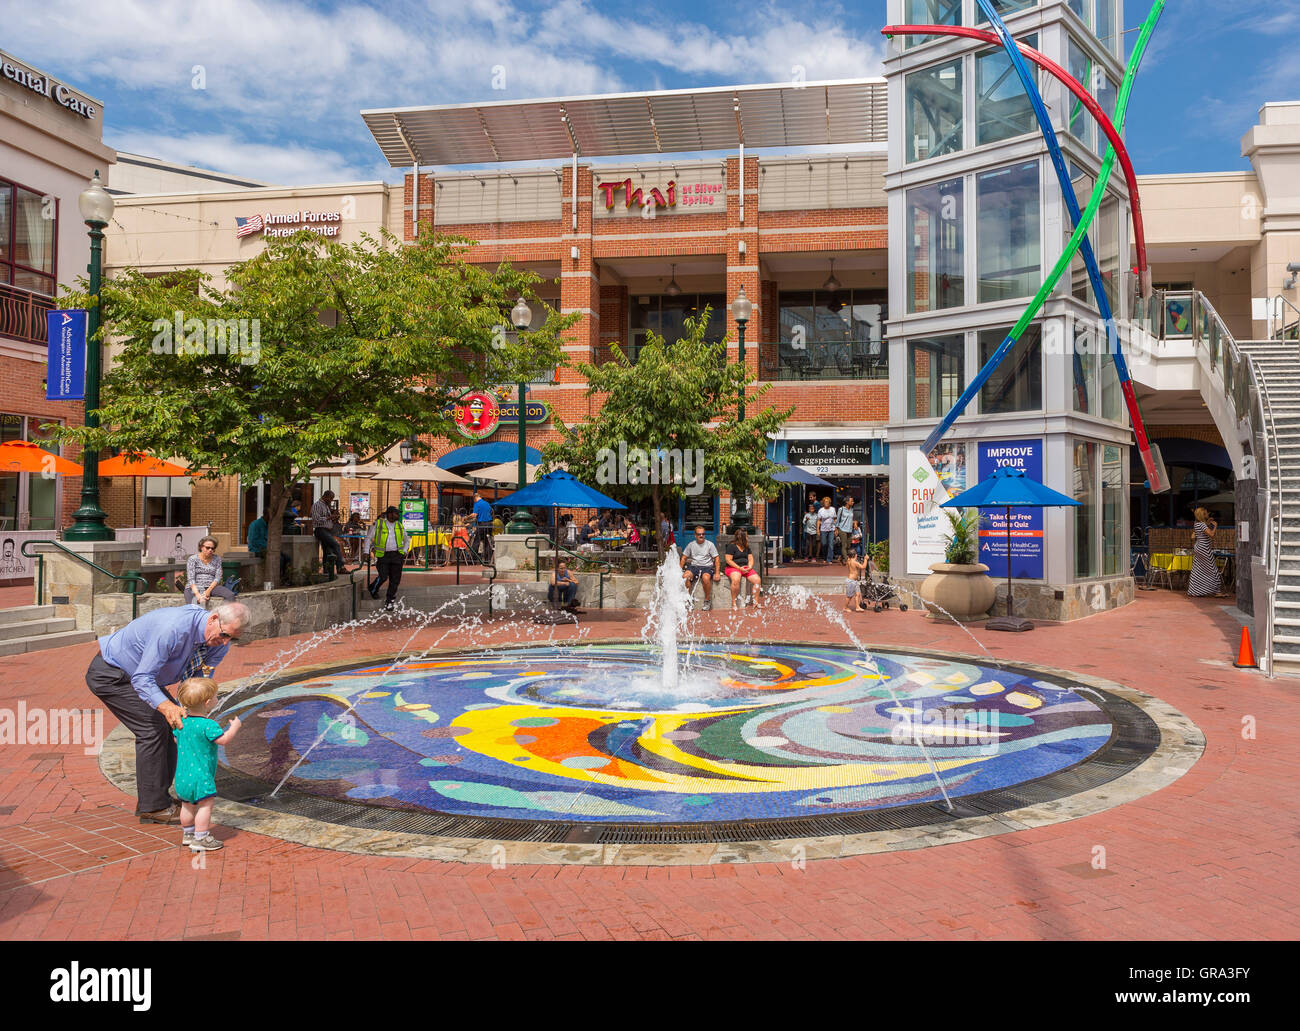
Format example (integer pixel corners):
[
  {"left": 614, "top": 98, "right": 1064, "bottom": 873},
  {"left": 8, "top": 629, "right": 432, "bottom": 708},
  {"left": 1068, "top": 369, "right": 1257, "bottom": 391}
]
[
  {"left": 1238, "top": 339, "right": 1300, "bottom": 673},
  {"left": 0, "top": 605, "right": 98, "bottom": 657}
]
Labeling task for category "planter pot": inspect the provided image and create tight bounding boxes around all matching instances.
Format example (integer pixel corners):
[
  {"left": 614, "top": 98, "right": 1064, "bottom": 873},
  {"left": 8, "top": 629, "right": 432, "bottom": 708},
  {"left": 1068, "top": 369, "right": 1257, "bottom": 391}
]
[{"left": 920, "top": 562, "right": 996, "bottom": 623}]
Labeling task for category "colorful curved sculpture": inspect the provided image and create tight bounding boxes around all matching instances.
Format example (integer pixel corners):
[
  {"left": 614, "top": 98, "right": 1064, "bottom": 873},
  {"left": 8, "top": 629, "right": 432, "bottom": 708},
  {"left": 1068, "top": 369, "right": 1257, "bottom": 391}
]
[{"left": 885, "top": 0, "right": 1169, "bottom": 492}]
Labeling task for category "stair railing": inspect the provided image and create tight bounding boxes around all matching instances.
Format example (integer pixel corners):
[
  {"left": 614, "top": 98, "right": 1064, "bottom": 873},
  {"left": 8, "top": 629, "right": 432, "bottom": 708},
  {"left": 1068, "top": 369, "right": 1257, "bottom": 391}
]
[
  {"left": 1268, "top": 294, "right": 1300, "bottom": 341},
  {"left": 21, "top": 539, "right": 148, "bottom": 623}
]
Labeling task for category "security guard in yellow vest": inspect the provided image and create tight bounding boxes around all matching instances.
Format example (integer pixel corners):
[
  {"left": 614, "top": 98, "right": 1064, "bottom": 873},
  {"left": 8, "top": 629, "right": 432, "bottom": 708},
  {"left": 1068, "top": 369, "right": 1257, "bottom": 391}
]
[{"left": 364, "top": 505, "right": 412, "bottom": 607}]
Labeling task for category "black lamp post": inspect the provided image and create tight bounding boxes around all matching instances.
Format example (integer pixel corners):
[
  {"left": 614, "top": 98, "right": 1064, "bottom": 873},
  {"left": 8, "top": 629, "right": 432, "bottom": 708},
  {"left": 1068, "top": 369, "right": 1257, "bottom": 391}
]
[
  {"left": 506, "top": 297, "right": 537, "bottom": 534},
  {"left": 729, "top": 286, "right": 753, "bottom": 531},
  {"left": 65, "top": 171, "right": 115, "bottom": 541}
]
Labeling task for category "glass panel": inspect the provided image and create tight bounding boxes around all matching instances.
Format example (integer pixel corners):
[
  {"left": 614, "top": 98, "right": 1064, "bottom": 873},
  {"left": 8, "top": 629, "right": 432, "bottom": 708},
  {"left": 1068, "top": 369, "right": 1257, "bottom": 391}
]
[
  {"left": 904, "top": 0, "right": 962, "bottom": 48},
  {"left": 976, "top": 37, "right": 1038, "bottom": 146},
  {"left": 779, "top": 290, "right": 815, "bottom": 346},
  {"left": 26, "top": 427, "right": 59, "bottom": 531},
  {"left": 1072, "top": 316, "right": 1097, "bottom": 414},
  {"left": 1074, "top": 440, "right": 1098, "bottom": 579},
  {"left": 1096, "top": 0, "right": 1116, "bottom": 57},
  {"left": 1100, "top": 327, "right": 1122, "bottom": 421},
  {"left": 0, "top": 413, "right": 20, "bottom": 529},
  {"left": 1097, "top": 195, "right": 1120, "bottom": 315},
  {"left": 976, "top": 0, "right": 1037, "bottom": 23},
  {"left": 978, "top": 324, "right": 1042, "bottom": 413},
  {"left": 1067, "top": 163, "right": 1094, "bottom": 302},
  {"left": 906, "top": 61, "right": 963, "bottom": 163},
  {"left": 1095, "top": 75, "right": 1119, "bottom": 157},
  {"left": 1102, "top": 443, "right": 1123, "bottom": 575},
  {"left": 908, "top": 335, "right": 964, "bottom": 419},
  {"left": 907, "top": 177, "right": 964, "bottom": 313},
  {"left": 776, "top": 290, "right": 887, "bottom": 380},
  {"left": 1068, "top": 0, "right": 1090, "bottom": 28},
  {"left": 977, "top": 161, "right": 1040, "bottom": 303},
  {"left": 14, "top": 187, "right": 54, "bottom": 275},
  {"left": 698, "top": 294, "right": 726, "bottom": 342},
  {"left": 1066, "top": 39, "right": 1095, "bottom": 150},
  {"left": 0, "top": 186, "right": 10, "bottom": 269}
]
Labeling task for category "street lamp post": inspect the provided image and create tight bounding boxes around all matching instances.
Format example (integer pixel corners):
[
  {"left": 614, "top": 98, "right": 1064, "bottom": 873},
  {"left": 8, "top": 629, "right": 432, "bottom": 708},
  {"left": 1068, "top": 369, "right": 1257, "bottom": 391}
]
[
  {"left": 65, "top": 171, "right": 115, "bottom": 542},
  {"left": 505, "top": 297, "right": 536, "bottom": 534},
  {"left": 729, "top": 286, "right": 753, "bottom": 531}
]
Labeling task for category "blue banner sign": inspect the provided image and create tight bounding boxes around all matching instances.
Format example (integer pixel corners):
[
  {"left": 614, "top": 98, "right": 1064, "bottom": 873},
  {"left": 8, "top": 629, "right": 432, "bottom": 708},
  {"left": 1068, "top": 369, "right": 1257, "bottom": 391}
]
[
  {"left": 46, "top": 309, "right": 87, "bottom": 401},
  {"left": 977, "top": 439, "right": 1044, "bottom": 580}
]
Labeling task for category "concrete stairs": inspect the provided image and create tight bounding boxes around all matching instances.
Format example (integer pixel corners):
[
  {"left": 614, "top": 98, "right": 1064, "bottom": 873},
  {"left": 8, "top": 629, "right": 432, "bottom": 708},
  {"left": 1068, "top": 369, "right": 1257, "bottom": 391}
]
[
  {"left": 1239, "top": 340, "right": 1300, "bottom": 674},
  {"left": 0, "top": 605, "right": 97, "bottom": 657}
]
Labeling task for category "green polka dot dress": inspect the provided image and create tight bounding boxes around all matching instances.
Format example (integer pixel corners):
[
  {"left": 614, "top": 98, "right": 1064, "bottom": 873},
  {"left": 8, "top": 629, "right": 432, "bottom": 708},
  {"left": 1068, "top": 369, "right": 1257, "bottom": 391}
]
[{"left": 173, "top": 716, "right": 224, "bottom": 803}]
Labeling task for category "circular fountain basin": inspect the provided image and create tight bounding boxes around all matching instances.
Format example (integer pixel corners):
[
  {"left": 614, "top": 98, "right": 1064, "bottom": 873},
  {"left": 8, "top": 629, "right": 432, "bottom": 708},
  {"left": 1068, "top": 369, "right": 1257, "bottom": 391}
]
[{"left": 214, "top": 642, "right": 1156, "bottom": 835}]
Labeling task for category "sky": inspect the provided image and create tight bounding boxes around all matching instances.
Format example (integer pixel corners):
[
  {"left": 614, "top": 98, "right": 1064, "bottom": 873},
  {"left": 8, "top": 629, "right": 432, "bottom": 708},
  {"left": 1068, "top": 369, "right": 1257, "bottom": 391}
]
[{"left": 3, "top": 0, "right": 1291, "bottom": 186}]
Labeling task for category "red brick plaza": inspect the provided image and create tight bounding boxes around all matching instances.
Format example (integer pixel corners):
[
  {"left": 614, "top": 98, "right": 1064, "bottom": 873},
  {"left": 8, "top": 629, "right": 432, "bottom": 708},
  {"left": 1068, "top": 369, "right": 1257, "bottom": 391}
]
[{"left": 0, "top": 588, "right": 1295, "bottom": 942}]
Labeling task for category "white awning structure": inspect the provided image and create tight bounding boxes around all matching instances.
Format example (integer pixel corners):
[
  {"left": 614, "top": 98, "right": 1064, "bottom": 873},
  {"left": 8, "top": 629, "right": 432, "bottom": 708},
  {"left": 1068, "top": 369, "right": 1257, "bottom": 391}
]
[{"left": 362, "top": 79, "right": 887, "bottom": 167}]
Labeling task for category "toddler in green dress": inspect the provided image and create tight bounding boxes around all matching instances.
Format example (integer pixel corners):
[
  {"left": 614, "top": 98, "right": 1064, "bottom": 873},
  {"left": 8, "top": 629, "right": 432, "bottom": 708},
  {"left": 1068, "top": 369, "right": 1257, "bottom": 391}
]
[{"left": 174, "top": 678, "right": 242, "bottom": 851}]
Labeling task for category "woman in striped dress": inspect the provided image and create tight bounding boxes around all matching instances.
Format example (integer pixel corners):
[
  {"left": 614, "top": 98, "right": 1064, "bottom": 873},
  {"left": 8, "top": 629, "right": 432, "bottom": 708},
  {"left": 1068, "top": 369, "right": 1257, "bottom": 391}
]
[{"left": 1187, "top": 507, "right": 1227, "bottom": 598}]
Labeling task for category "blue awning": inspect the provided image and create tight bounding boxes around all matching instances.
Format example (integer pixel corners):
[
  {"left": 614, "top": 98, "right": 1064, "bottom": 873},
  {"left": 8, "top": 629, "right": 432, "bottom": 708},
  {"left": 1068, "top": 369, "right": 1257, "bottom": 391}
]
[{"left": 436, "top": 442, "right": 543, "bottom": 471}]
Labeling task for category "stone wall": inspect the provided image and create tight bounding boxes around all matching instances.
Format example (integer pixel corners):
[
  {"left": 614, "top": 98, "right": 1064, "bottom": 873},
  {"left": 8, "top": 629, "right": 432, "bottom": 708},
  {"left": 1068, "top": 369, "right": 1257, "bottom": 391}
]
[{"left": 893, "top": 574, "right": 1135, "bottom": 622}]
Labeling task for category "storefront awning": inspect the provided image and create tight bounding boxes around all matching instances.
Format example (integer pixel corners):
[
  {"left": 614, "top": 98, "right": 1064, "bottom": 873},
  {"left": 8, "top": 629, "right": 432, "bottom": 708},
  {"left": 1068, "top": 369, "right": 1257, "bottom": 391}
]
[
  {"left": 362, "top": 79, "right": 887, "bottom": 167},
  {"left": 436, "top": 442, "right": 544, "bottom": 471}
]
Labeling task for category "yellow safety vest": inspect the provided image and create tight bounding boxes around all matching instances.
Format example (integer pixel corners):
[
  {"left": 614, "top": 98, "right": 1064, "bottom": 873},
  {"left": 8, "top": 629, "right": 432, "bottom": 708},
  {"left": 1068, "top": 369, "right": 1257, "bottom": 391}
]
[{"left": 375, "top": 519, "right": 406, "bottom": 554}]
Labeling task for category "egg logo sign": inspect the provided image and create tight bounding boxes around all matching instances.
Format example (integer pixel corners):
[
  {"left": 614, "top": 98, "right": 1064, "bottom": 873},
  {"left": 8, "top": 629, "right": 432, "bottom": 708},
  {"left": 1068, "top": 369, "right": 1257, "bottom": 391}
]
[{"left": 453, "top": 391, "right": 500, "bottom": 440}]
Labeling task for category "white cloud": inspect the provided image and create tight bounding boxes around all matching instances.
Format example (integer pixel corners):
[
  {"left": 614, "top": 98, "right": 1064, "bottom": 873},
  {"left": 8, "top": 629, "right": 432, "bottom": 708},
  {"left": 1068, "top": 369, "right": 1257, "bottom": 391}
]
[{"left": 106, "top": 130, "right": 383, "bottom": 186}]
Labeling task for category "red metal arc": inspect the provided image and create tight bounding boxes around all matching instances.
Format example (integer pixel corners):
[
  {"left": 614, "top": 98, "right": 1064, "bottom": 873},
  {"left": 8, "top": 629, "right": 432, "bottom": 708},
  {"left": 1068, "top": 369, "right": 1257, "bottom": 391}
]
[{"left": 883, "top": 24, "right": 1150, "bottom": 293}]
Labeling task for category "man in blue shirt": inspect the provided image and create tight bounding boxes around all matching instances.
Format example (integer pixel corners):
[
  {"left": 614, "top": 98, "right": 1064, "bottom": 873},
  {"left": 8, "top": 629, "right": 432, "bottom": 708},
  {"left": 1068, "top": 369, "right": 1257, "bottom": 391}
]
[
  {"left": 472, "top": 490, "right": 495, "bottom": 563},
  {"left": 246, "top": 509, "right": 288, "bottom": 583},
  {"left": 86, "top": 602, "right": 251, "bottom": 823}
]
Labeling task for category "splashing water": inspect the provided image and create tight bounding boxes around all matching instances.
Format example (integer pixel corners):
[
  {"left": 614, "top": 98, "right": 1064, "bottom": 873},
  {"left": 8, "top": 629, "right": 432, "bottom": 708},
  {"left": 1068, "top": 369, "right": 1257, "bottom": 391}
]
[{"left": 641, "top": 545, "right": 693, "bottom": 691}]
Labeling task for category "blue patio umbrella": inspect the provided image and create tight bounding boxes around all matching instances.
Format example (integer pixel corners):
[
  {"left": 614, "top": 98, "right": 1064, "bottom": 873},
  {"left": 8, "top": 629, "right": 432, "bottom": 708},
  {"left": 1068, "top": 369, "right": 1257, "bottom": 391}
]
[
  {"left": 942, "top": 466, "right": 1080, "bottom": 632},
  {"left": 493, "top": 471, "right": 626, "bottom": 621}
]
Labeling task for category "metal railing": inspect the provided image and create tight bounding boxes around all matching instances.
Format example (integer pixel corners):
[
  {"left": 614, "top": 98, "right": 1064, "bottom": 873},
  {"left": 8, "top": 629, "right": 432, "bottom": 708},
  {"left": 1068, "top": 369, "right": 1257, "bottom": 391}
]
[
  {"left": 764, "top": 341, "right": 888, "bottom": 381},
  {"left": 525, "top": 536, "right": 612, "bottom": 609},
  {"left": 0, "top": 283, "right": 55, "bottom": 346},
  {"left": 1270, "top": 295, "right": 1300, "bottom": 341},
  {"left": 22, "top": 539, "right": 148, "bottom": 621}
]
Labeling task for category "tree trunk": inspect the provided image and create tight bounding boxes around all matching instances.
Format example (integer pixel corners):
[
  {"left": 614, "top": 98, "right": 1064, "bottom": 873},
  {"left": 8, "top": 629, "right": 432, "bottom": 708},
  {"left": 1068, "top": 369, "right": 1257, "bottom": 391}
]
[{"left": 264, "top": 480, "right": 290, "bottom": 589}]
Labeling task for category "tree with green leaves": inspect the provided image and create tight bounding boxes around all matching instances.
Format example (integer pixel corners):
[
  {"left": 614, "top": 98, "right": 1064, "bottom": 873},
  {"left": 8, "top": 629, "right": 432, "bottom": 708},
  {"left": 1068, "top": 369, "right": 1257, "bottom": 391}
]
[
  {"left": 51, "top": 229, "right": 574, "bottom": 585},
  {"left": 542, "top": 307, "right": 792, "bottom": 557}
]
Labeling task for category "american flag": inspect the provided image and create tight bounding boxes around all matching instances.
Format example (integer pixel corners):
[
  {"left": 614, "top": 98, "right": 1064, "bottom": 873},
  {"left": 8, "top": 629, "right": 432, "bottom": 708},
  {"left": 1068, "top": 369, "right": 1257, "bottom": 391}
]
[{"left": 235, "top": 214, "right": 264, "bottom": 238}]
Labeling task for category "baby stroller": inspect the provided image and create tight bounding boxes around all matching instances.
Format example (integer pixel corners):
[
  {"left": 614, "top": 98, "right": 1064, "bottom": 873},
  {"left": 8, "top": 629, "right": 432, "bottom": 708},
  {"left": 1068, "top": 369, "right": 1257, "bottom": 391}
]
[{"left": 859, "top": 567, "right": 908, "bottom": 613}]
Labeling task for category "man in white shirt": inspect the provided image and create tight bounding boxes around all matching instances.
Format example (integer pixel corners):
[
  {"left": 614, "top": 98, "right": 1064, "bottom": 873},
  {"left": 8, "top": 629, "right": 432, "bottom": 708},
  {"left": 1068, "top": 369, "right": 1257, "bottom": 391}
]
[
  {"left": 680, "top": 526, "right": 720, "bottom": 609},
  {"left": 817, "top": 498, "right": 838, "bottom": 565}
]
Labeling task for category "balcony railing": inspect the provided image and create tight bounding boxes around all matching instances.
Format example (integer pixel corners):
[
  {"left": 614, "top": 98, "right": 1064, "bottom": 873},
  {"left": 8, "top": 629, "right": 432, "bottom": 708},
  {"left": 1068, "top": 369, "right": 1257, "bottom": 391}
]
[
  {"left": 763, "top": 340, "right": 888, "bottom": 381},
  {"left": 0, "top": 283, "right": 55, "bottom": 346}
]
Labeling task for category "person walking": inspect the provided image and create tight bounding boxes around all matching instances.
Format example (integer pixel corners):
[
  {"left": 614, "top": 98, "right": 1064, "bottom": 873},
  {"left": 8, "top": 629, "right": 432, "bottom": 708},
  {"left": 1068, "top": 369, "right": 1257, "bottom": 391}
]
[
  {"left": 802, "top": 503, "right": 820, "bottom": 562},
  {"left": 311, "top": 490, "right": 346, "bottom": 573},
  {"left": 472, "top": 490, "right": 495, "bottom": 564},
  {"left": 85, "top": 602, "right": 251, "bottom": 823},
  {"left": 816, "top": 497, "right": 838, "bottom": 565},
  {"left": 365, "top": 505, "right": 412, "bottom": 607},
  {"left": 836, "top": 497, "right": 856, "bottom": 566},
  {"left": 1188, "top": 506, "right": 1228, "bottom": 598}
]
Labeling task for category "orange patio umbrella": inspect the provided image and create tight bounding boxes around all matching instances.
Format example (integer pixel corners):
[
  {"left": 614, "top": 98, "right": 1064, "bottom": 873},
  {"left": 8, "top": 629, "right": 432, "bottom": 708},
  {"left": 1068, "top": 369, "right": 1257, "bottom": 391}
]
[
  {"left": 99, "top": 451, "right": 190, "bottom": 527},
  {"left": 0, "top": 439, "right": 83, "bottom": 476}
]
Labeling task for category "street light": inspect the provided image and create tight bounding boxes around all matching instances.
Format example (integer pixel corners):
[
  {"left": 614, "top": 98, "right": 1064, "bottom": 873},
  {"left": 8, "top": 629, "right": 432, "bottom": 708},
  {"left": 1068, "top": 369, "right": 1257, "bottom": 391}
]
[
  {"left": 729, "top": 286, "right": 753, "bottom": 531},
  {"left": 505, "top": 296, "right": 536, "bottom": 534},
  {"left": 65, "top": 171, "right": 115, "bottom": 541}
]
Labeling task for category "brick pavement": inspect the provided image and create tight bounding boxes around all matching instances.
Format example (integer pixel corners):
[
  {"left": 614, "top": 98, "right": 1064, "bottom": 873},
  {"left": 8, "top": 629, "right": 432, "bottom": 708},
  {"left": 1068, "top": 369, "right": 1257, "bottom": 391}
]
[{"left": 0, "top": 589, "right": 1296, "bottom": 940}]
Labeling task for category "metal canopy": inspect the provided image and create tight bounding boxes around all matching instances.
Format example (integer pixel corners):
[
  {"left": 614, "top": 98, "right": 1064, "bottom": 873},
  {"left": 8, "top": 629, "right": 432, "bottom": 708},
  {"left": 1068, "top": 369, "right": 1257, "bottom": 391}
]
[{"left": 362, "top": 79, "right": 887, "bottom": 167}]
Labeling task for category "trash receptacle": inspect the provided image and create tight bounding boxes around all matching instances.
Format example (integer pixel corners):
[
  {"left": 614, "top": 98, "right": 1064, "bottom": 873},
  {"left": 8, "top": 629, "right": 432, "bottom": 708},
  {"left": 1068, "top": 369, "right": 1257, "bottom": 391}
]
[{"left": 221, "top": 557, "right": 242, "bottom": 593}]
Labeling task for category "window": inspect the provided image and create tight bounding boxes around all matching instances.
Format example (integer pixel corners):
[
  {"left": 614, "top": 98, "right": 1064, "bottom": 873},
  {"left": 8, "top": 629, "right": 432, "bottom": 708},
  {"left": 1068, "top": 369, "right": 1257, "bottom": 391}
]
[
  {"left": 0, "top": 413, "right": 61, "bottom": 531},
  {"left": 0, "top": 177, "right": 57, "bottom": 297},
  {"left": 976, "top": 36, "right": 1039, "bottom": 146},
  {"left": 978, "top": 324, "right": 1042, "bottom": 413},
  {"left": 1072, "top": 315, "right": 1097, "bottom": 415},
  {"left": 1067, "top": 163, "right": 1095, "bottom": 303},
  {"left": 1096, "top": 0, "right": 1117, "bottom": 57},
  {"left": 627, "top": 293, "right": 724, "bottom": 361},
  {"left": 775, "top": 289, "right": 887, "bottom": 380},
  {"left": 977, "top": 161, "right": 1040, "bottom": 303},
  {"left": 908, "top": 335, "right": 964, "bottom": 419},
  {"left": 1066, "top": 38, "right": 1095, "bottom": 150},
  {"left": 976, "top": 0, "right": 1038, "bottom": 23},
  {"left": 1074, "top": 440, "right": 1098, "bottom": 579},
  {"left": 907, "top": 177, "right": 964, "bottom": 313},
  {"left": 1068, "top": 0, "right": 1090, "bottom": 28},
  {"left": 1102, "top": 443, "right": 1124, "bottom": 574},
  {"left": 906, "top": 61, "right": 963, "bottom": 163},
  {"left": 904, "top": 0, "right": 962, "bottom": 49},
  {"left": 1094, "top": 74, "right": 1118, "bottom": 155}
]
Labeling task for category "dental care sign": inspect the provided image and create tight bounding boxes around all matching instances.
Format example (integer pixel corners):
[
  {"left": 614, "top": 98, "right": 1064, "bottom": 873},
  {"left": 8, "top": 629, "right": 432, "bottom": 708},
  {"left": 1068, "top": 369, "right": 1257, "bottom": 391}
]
[
  {"left": 906, "top": 443, "right": 967, "bottom": 575},
  {"left": 977, "top": 439, "right": 1045, "bottom": 580}
]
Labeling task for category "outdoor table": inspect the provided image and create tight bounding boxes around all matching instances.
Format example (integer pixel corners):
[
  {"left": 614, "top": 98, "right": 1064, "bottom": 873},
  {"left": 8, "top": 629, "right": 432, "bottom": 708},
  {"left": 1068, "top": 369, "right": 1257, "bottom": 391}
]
[
  {"left": 1149, "top": 551, "right": 1193, "bottom": 588},
  {"left": 590, "top": 535, "right": 627, "bottom": 549}
]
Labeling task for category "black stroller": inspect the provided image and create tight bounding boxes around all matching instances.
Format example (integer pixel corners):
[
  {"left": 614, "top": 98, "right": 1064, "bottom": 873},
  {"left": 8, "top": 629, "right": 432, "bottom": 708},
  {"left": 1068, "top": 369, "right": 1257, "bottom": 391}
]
[{"left": 859, "top": 566, "right": 908, "bottom": 613}]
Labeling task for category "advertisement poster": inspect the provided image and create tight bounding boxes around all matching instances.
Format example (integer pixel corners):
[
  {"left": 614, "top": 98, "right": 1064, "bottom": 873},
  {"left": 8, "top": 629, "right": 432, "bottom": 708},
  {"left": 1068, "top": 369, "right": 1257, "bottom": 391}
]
[
  {"left": 144, "top": 526, "right": 211, "bottom": 563},
  {"left": 0, "top": 530, "right": 49, "bottom": 581},
  {"left": 906, "top": 443, "right": 967, "bottom": 574},
  {"left": 46, "top": 309, "right": 86, "bottom": 401},
  {"left": 400, "top": 498, "right": 427, "bottom": 534},
  {"left": 349, "top": 491, "right": 371, "bottom": 520},
  {"left": 977, "top": 439, "right": 1045, "bottom": 580}
]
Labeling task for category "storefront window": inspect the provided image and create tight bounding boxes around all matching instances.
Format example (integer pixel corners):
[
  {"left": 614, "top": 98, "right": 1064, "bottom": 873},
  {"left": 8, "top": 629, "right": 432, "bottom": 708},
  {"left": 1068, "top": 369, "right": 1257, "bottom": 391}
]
[
  {"left": 776, "top": 289, "right": 887, "bottom": 380},
  {"left": 0, "top": 178, "right": 57, "bottom": 297},
  {"left": 977, "top": 161, "right": 1040, "bottom": 303},
  {"left": 0, "top": 414, "right": 61, "bottom": 531},
  {"left": 976, "top": 36, "right": 1038, "bottom": 146},
  {"left": 908, "top": 335, "right": 965, "bottom": 419},
  {"left": 1102, "top": 443, "right": 1124, "bottom": 575},
  {"left": 907, "top": 177, "right": 964, "bottom": 313},
  {"left": 904, "top": 0, "right": 961, "bottom": 48},
  {"left": 1066, "top": 39, "right": 1095, "bottom": 150},
  {"left": 906, "top": 61, "right": 963, "bottom": 163},
  {"left": 978, "top": 324, "right": 1042, "bottom": 413},
  {"left": 1074, "top": 440, "right": 1098, "bottom": 579}
]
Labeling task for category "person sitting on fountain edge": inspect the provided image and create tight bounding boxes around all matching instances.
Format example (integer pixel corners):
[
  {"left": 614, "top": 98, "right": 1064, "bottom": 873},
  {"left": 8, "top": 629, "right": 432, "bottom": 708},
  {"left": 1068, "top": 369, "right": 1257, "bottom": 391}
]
[
  {"left": 680, "top": 526, "right": 719, "bottom": 610},
  {"left": 549, "top": 560, "right": 580, "bottom": 611}
]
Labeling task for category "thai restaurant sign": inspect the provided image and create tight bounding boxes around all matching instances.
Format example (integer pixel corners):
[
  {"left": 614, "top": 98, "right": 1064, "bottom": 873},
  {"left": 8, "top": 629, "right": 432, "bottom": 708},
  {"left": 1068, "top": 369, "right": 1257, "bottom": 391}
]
[{"left": 594, "top": 175, "right": 726, "bottom": 218}]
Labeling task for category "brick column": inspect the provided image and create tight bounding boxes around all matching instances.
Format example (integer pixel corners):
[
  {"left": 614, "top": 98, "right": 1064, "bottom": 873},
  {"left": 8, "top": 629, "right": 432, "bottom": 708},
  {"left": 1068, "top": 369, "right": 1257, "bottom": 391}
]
[
  {"left": 724, "top": 156, "right": 761, "bottom": 386},
  {"left": 560, "top": 163, "right": 600, "bottom": 418},
  {"left": 403, "top": 171, "right": 435, "bottom": 241}
]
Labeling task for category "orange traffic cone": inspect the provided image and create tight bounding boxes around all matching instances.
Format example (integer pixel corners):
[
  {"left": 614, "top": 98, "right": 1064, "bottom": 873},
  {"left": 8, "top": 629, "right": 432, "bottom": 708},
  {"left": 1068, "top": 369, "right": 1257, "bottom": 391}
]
[{"left": 1233, "top": 626, "right": 1258, "bottom": 669}]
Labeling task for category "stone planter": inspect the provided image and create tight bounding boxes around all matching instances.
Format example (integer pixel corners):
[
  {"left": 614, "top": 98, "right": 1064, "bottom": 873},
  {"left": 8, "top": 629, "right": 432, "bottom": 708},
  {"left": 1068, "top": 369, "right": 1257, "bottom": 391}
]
[{"left": 920, "top": 562, "right": 996, "bottom": 623}]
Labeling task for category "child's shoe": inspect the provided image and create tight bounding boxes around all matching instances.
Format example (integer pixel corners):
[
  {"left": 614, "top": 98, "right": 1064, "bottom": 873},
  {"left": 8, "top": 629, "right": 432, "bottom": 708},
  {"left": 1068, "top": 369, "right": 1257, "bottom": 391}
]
[
  {"left": 189, "top": 835, "right": 224, "bottom": 852},
  {"left": 181, "top": 829, "right": 194, "bottom": 847}
]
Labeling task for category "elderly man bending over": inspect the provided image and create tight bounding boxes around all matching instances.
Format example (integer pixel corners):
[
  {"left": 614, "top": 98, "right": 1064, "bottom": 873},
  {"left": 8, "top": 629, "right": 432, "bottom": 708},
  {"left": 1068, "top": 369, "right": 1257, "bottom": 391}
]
[{"left": 86, "top": 602, "right": 251, "bottom": 823}]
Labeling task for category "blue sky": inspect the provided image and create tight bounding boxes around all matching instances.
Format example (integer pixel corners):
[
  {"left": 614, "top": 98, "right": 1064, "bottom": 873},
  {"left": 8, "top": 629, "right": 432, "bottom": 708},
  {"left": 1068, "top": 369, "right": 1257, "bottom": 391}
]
[{"left": 4, "top": 1, "right": 1289, "bottom": 185}]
